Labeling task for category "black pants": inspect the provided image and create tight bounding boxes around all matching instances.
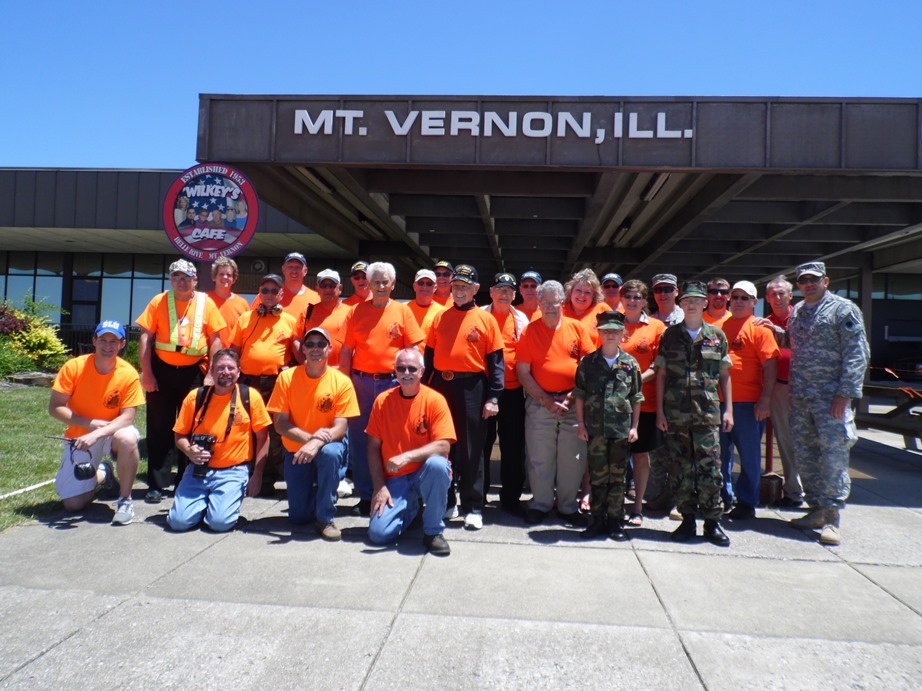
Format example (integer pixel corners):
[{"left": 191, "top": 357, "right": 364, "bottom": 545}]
[
  {"left": 239, "top": 373, "right": 282, "bottom": 489},
  {"left": 146, "top": 351, "right": 203, "bottom": 491},
  {"left": 482, "top": 387, "right": 526, "bottom": 507},
  {"left": 430, "top": 373, "right": 488, "bottom": 513}
]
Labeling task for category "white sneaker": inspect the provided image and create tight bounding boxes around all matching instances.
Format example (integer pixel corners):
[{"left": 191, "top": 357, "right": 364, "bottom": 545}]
[
  {"left": 444, "top": 505, "right": 459, "bottom": 520},
  {"left": 112, "top": 499, "right": 134, "bottom": 526},
  {"left": 337, "top": 478, "right": 354, "bottom": 498},
  {"left": 463, "top": 512, "right": 483, "bottom": 530}
]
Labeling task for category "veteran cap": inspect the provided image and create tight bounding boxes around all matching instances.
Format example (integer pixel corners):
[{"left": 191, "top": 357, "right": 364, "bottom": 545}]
[
  {"left": 350, "top": 260, "right": 368, "bottom": 275},
  {"left": 434, "top": 260, "right": 454, "bottom": 271},
  {"left": 493, "top": 272, "right": 516, "bottom": 288},
  {"left": 451, "top": 264, "right": 479, "bottom": 285}
]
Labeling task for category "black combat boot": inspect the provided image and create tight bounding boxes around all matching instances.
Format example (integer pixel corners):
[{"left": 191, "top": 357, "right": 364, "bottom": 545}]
[
  {"left": 671, "top": 514, "right": 696, "bottom": 542},
  {"left": 703, "top": 519, "right": 730, "bottom": 546}
]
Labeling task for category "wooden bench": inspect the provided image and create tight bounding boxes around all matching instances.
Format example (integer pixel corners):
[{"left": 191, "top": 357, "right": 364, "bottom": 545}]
[{"left": 858, "top": 383, "right": 922, "bottom": 450}]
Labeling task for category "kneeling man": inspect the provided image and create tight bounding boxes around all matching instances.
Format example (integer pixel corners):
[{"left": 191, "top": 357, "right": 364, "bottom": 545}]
[
  {"left": 49, "top": 320, "right": 144, "bottom": 524},
  {"left": 368, "top": 348, "right": 456, "bottom": 555},
  {"left": 168, "top": 349, "right": 271, "bottom": 532}
]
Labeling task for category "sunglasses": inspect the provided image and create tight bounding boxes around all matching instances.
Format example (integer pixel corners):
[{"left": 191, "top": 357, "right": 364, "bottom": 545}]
[
  {"left": 395, "top": 365, "right": 419, "bottom": 373},
  {"left": 303, "top": 340, "right": 327, "bottom": 348},
  {"left": 653, "top": 285, "right": 676, "bottom": 294},
  {"left": 730, "top": 294, "right": 753, "bottom": 301},
  {"left": 622, "top": 293, "right": 644, "bottom": 301},
  {"left": 707, "top": 288, "right": 730, "bottom": 295},
  {"left": 435, "top": 271, "right": 452, "bottom": 277},
  {"left": 416, "top": 280, "right": 435, "bottom": 287},
  {"left": 602, "top": 283, "right": 619, "bottom": 289},
  {"left": 797, "top": 274, "right": 824, "bottom": 285},
  {"left": 260, "top": 287, "right": 280, "bottom": 294}
]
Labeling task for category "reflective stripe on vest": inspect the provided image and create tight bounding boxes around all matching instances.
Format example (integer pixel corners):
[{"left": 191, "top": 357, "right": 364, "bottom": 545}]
[{"left": 154, "top": 291, "right": 208, "bottom": 356}]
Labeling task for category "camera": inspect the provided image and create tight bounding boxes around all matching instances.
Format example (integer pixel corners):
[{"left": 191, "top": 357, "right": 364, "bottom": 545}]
[{"left": 190, "top": 434, "right": 217, "bottom": 478}]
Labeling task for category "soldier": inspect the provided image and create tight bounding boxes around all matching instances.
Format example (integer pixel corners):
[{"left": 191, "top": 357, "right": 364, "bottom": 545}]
[
  {"left": 574, "top": 311, "right": 643, "bottom": 541},
  {"left": 786, "top": 261, "right": 869, "bottom": 546},
  {"left": 655, "top": 280, "right": 733, "bottom": 546}
]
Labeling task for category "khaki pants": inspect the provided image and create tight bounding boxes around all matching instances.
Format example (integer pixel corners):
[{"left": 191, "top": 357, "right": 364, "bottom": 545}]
[{"left": 524, "top": 396, "right": 587, "bottom": 514}]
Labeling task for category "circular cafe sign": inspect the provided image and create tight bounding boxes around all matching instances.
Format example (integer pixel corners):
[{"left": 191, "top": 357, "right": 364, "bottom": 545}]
[{"left": 162, "top": 163, "right": 259, "bottom": 261}]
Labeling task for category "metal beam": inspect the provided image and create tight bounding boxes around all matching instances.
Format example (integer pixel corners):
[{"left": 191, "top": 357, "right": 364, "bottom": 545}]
[{"left": 366, "top": 170, "right": 597, "bottom": 196}]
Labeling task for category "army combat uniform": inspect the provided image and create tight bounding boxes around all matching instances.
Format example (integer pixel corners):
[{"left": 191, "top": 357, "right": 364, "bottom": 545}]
[
  {"left": 788, "top": 291, "right": 869, "bottom": 510},
  {"left": 573, "top": 349, "right": 643, "bottom": 523},
  {"left": 655, "top": 322, "right": 731, "bottom": 520}
]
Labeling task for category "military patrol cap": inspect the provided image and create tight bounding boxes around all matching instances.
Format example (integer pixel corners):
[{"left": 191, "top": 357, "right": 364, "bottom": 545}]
[
  {"left": 303, "top": 326, "right": 331, "bottom": 344},
  {"left": 493, "top": 272, "right": 517, "bottom": 288},
  {"left": 596, "top": 310, "right": 626, "bottom": 331},
  {"left": 350, "top": 260, "right": 368, "bottom": 275},
  {"left": 797, "top": 261, "right": 826, "bottom": 278},
  {"left": 451, "top": 264, "right": 479, "bottom": 285},
  {"left": 169, "top": 259, "right": 197, "bottom": 276},
  {"left": 316, "top": 269, "right": 341, "bottom": 285},
  {"left": 652, "top": 273, "right": 677, "bottom": 287},
  {"left": 434, "top": 260, "right": 454, "bottom": 271},
  {"left": 679, "top": 280, "right": 708, "bottom": 301},
  {"left": 414, "top": 269, "right": 436, "bottom": 283},
  {"left": 601, "top": 273, "right": 624, "bottom": 287},
  {"left": 520, "top": 270, "right": 543, "bottom": 284},
  {"left": 731, "top": 280, "right": 758, "bottom": 298},
  {"left": 95, "top": 320, "right": 126, "bottom": 339},
  {"left": 260, "top": 273, "right": 284, "bottom": 288},
  {"left": 284, "top": 252, "right": 308, "bottom": 266}
]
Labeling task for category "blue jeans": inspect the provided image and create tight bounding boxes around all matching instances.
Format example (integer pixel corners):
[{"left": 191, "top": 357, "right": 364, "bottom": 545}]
[
  {"left": 284, "top": 441, "right": 346, "bottom": 525},
  {"left": 368, "top": 455, "right": 452, "bottom": 543},
  {"left": 720, "top": 402, "right": 765, "bottom": 507},
  {"left": 348, "top": 372, "right": 398, "bottom": 501},
  {"left": 167, "top": 463, "right": 249, "bottom": 532}
]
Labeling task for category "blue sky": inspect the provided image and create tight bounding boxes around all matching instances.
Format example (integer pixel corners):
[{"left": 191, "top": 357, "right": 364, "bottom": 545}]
[{"left": 1, "top": 0, "right": 918, "bottom": 169}]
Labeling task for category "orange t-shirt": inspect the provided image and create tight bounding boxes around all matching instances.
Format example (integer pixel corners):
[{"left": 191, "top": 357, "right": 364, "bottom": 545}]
[
  {"left": 563, "top": 302, "right": 611, "bottom": 347},
  {"left": 208, "top": 291, "right": 250, "bottom": 346},
  {"left": 173, "top": 385, "right": 272, "bottom": 468},
  {"left": 484, "top": 309, "right": 524, "bottom": 389},
  {"left": 407, "top": 300, "right": 447, "bottom": 340},
  {"left": 136, "top": 291, "right": 226, "bottom": 366},
  {"left": 621, "top": 317, "right": 666, "bottom": 413},
  {"left": 516, "top": 317, "right": 596, "bottom": 393},
  {"left": 53, "top": 355, "right": 145, "bottom": 438},
  {"left": 229, "top": 309, "right": 298, "bottom": 375},
  {"left": 267, "top": 366, "right": 360, "bottom": 452},
  {"left": 342, "top": 293, "right": 368, "bottom": 306},
  {"left": 366, "top": 385, "right": 456, "bottom": 478},
  {"left": 433, "top": 293, "right": 454, "bottom": 308},
  {"left": 704, "top": 310, "right": 730, "bottom": 328},
  {"left": 720, "top": 316, "right": 780, "bottom": 402},
  {"left": 427, "top": 307, "right": 505, "bottom": 373},
  {"left": 250, "top": 285, "right": 321, "bottom": 320},
  {"left": 296, "top": 300, "right": 353, "bottom": 366},
  {"left": 519, "top": 305, "right": 542, "bottom": 322},
  {"left": 341, "top": 300, "right": 425, "bottom": 373}
]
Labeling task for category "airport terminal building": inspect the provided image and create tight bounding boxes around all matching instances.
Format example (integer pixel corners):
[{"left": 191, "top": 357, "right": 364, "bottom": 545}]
[{"left": 2, "top": 94, "right": 922, "bottom": 369}]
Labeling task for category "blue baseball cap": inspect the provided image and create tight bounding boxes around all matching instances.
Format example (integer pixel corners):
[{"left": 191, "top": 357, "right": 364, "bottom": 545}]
[
  {"left": 520, "top": 271, "right": 542, "bottom": 284},
  {"left": 95, "top": 320, "right": 126, "bottom": 339}
]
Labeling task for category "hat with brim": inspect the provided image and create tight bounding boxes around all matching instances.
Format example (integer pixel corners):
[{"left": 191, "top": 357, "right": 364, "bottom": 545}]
[
  {"left": 596, "top": 311, "right": 625, "bottom": 331},
  {"left": 95, "top": 320, "right": 126, "bottom": 339},
  {"left": 493, "top": 272, "right": 516, "bottom": 288},
  {"left": 796, "top": 261, "right": 826, "bottom": 278},
  {"left": 284, "top": 252, "right": 308, "bottom": 266},
  {"left": 260, "top": 274, "right": 284, "bottom": 288},
  {"left": 451, "top": 264, "right": 479, "bottom": 285},
  {"left": 169, "top": 259, "right": 197, "bottom": 276},
  {"left": 317, "top": 269, "right": 341, "bottom": 285},
  {"left": 679, "top": 280, "right": 708, "bottom": 301},
  {"left": 303, "top": 327, "right": 331, "bottom": 344},
  {"left": 415, "top": 269, "right": 436, "bottom": 283}
]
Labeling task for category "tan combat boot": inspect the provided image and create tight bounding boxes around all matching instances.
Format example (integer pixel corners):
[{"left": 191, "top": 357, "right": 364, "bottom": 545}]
[
  {"left": 791, "top": 507, "right": 826, "bottom": 529},
  {"left": 819, "top": 507, "right": 841, "bottom": 546}
]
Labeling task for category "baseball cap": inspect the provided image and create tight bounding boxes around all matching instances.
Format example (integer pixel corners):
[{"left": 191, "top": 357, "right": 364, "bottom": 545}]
[
  {"left": 284, "top": 252, "right": 308, "bottom": 266},
  {"left": 652, "top": 273, "right": 677, "bottom": 287},
  {"left": 169, "top": 259, "right": 197, "bottom": 276},
  {"left": 351, "top": 260, "right": 368, "bottom": 275},
  {"left": 601, "top": 273, "right": 623, "bottom": 287},
  {"left": 679, "top": 280, "right": 708, "bottom": 301},
  {"left": 520, "top": 270, "right": 543, "bottom": 284},
  {"left": 415, "top": 269, "right": 436, "bottom": 283},
  {"left": 493, "top": 272, "right": 517, "bottom": 288},
  {"left": 260, "top": 274, "right": 284, "bottom": 288},
  {"left": 451, "top": 264, "right": 479, "bottom": 285},
  {"left": 434, "top": 260, "right": 454, "bottom": 271},
  {"left": 731, "top": 280, "right": 758, "bottom": 298},
  {"left": 317, "top": 269, "right": 342, "bottom": 285},
  {"left": 797, "top": 261, "right": 826, "bottom": 278},
  {"left": 303, "top": 326, "right": 331, "bottom": 344},
  {"left": 95, "top": 320, "right": 126, "bottom": 339},
  {"left": 596, "top": 311, "right": 625, "bottom": 331}
]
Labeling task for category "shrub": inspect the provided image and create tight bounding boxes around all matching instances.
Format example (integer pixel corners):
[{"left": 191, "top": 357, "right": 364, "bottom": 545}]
[
  {"left": 0, "top": 303, "right": 28, "bottom": 336},
  {"left": 0, "top": 299, "right": 71, "bottom": 376},
  {"left": 122, "top": 339, "right": 141, "bottom": 371}
]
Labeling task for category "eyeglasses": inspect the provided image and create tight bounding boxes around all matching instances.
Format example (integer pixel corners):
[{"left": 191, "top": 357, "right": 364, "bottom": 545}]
[
  {"left": 707, "top": 288, "right": 729, "bottom": 296},
  {"left": 395, "top": 365, "right": 419, "bottom": 373},
  {"left": 260, "top": 287, "right": 280, "bottom": 294},
  {"left": 303, "top": 340, "right": 327, "bottom": 348},
  {"left": 730, "top": 294, "right": 753, "bottom": 301},
  {"left": 622, "top": 294, "right": 644, "bottom": 301},
  {"left": 653, "top": 286, "right": 676, "bottom": 294},
  {"left": 796, "top": 274, "right": 824, "bottom": 285},
  {"left": 435, "top": 271, "right": 452, "bottom": 277},
  {"left": 602, "top": 283, "right": 619, "bottom": 289}
]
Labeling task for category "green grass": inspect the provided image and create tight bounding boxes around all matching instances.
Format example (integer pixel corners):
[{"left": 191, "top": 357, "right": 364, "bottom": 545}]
[{"left": 0, "top": 386, "right": 147, "bottom": 532}]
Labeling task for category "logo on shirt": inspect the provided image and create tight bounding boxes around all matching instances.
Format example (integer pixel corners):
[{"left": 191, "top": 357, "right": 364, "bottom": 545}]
[
  {"left": 466, "top": 327, "right": 481, "bottom": 342},
  {"left": 568, "top": 339, "right": 581, "bottom": 359},
  {"left": 104, "top": 390, "right": 121, "bottom": 409},
  {"left": 731, "top": 336, "right": 744, "bottom": 351},
  {"left": 387, "top": 322, "right": 402, "bottom": 340},
  {"left": 632, "top": 338, "right": 650, "bottom": 354},
  {"left": 414, "top": 415, "right": 429, "bottom": 436},
  {"left": 318, "top": 394, "right": 334, "bottom": 413},
  {"left": 276, "top": 330, "right": 290, "bottom": 343}
]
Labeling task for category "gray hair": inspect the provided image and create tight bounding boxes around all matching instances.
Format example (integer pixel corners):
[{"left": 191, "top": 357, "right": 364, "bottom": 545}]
[
  {"left": 395, "top": 347, "right": 424, "bottom": 368},
  {"left": 537, "top": 280, "right": 565, "bottom": 304},
  {"left": 367, "top": 261, "right": 396, "bottom": 282},
  {"left": 766, "top": 275, "right": 793, "bottom": 293}
]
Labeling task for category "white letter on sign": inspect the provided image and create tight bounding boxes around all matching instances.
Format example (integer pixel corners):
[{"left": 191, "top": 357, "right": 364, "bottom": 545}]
[{"left": 294, "top": 110, "right": 334, "bottom": 135}]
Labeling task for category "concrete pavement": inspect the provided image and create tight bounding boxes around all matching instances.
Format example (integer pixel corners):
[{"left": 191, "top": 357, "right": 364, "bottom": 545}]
[{"left": 2, "top": 430, "right": 921, "bottom": 689}]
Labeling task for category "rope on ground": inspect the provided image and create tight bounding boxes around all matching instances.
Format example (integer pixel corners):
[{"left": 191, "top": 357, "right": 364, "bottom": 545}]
[{"left": 0, "top": 479, "right": 54, "bottom": 501}]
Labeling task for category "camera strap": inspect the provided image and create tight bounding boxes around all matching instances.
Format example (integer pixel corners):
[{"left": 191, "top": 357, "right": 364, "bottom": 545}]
[{"left": 192, "top": 384, "right": 251, "bottom": 442}]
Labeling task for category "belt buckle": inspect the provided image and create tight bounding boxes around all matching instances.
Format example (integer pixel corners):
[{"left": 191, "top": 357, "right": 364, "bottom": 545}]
[{"left": 442, "top": 370, "right": 455, "bottom": 381}]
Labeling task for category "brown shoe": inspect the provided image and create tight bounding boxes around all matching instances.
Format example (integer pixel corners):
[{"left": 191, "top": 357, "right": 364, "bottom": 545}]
[
  {"left": 316, "top": 521, "right": 342, "bottom": 542},
  {"left": 791, "top": 508, "right": 826, "bottom": 530}
]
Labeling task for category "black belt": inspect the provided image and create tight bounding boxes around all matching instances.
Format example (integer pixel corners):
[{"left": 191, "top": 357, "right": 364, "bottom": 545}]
[
  {"left": 353, "top": 370, "right": 395, "bottom": 380},
  {"left": 545, "top": 389, "right": 573, "bottom": 398},
  {"left": 440, "top": 370, "right": 482, "bottom": 381},
  {"left": 776, "top": 379, "right": 789, "bottom": 384}
]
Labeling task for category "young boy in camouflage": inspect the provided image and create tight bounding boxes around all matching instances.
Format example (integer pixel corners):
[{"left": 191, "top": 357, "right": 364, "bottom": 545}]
[
  {"left": 574, "top": 311, "right": 643, "bottom": 541},
  {"left": 655, "top": 281, "right": 734, "bottom": 546}
]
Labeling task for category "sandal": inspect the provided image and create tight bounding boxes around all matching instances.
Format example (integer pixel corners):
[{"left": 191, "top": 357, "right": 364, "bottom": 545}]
[{"left": 628, "top": 512, "right": 643, "bottom": 527}]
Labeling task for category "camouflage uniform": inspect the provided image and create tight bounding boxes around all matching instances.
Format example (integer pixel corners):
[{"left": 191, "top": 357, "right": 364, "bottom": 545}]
[
  {"left": 647, "top": 305, "right": 686, "bottom": 498},
  {"left": 574, "top": 349, "right": 643, "bottom": 522},
  {"left": 654, "top": 322, "right": 731, "bottom": 520},
  {"left": 788, "top": 291, "right": 869, "bottom": 510}
]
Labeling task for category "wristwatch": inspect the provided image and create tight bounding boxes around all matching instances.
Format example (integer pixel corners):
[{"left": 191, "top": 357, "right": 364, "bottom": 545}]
[{"left": 487, "top": 397, "right": 499, "bottom": 405}]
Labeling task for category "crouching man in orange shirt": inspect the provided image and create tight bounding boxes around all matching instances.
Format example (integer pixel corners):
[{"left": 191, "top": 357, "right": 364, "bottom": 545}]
[{"left": 367, "top": 348, "right": 456, "bottom": 556}]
